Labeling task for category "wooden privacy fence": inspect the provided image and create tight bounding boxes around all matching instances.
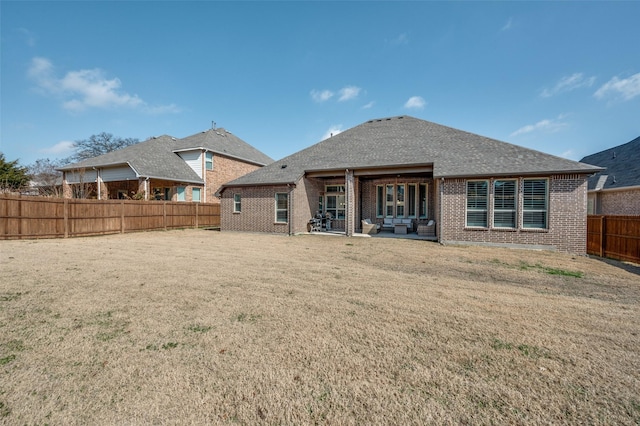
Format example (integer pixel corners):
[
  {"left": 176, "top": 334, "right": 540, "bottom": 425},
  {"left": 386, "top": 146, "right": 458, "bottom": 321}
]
[
  {"left": 0, "top": 195, "right": 220, "bottom": 240},
  {"left": 587, "top": 215, "right": 640, "bottom": 264}
]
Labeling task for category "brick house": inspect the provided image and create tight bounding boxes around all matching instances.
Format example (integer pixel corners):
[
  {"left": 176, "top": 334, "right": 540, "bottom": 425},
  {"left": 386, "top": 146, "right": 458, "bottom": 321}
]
[
  {"left": 580, "top": 136, "right": 640, "bottom": 215},
  {"left": 220, "top": 116, "right": 602, "bottom": 254},
  {"left": 58, "top": 128, "right": 273, "bottom": 202}
]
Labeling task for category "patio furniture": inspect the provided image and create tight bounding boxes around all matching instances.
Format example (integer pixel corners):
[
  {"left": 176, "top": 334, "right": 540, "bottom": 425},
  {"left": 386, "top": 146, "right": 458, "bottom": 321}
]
[
  {"left": 382, "top": 218, "right": 413, "bottom": 232},
  {"left": 361, "top": 219, "right": 380, "bottom": 234},
  {"left": 394, "top": 223, "right": 408, "bottom": 234}
]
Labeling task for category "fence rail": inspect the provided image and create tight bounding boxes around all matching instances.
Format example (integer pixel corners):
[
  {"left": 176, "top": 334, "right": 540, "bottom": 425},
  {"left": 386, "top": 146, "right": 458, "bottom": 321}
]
[
  {"left": 0, "top": 195, "right": 220, "bottom": 240},
  {"left": 587, "top": 215, "right": 640, "bottom": 264}
]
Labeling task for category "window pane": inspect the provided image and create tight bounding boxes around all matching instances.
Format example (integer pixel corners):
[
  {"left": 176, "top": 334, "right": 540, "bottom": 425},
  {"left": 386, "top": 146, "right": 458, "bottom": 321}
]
[
  {"left": 376, "top": 186, "right": 384, "bottom": 217},
  {"left": 419, "top": 184, "right": 427, "bottom": 218},
  {"left": 467, "top": 181, "right": 488, "bottom": 227},
  {"left": 192, "top": 188, "right": 201, "bottom": 202},
  {"left": 234, "top": 194, "right": 241, "bottom": 212},
  {"left": 494, "top": 180, "right": 516, "bottom": 228},
  {"left": 408, "top": 184, "right": 416, "bottom": 217},
  {"left": 523, "top": 179, "right": 548, "bottom": 228},
  {"left": 275, "top": 193, "right": 288, "bottom": 223}
]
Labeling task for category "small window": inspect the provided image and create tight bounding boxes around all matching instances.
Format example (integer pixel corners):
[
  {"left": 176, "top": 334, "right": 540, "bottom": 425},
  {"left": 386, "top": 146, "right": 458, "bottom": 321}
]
[
  {"left": 205, "top": 152, "right": 213, "bottom": 170},
  {"left": 177, "top": 186, "right": 185, "bottom": 202},
  {"left": 493, "top": 180, "right": 517, "bottom": 228},
  {"left": 467, "top": 180, "right": 488, "bottom": 227},
  {"left": 192, "top": 188, "right": 201, "bottom": 203},
  {"left": 233, "top": 193, "right": 241, "bottom": 212},
  {"left": 523, "top": 179, "right": 548, "bottom": 229},
  {"left": 275, "top": 193, "right": 288, "bottom": 223}
]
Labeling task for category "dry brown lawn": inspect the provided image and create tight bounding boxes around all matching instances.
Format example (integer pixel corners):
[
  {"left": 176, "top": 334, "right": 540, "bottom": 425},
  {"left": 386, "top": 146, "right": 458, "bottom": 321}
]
[{"left": 1, "top": 229, "right": 639, "bottom": 425}]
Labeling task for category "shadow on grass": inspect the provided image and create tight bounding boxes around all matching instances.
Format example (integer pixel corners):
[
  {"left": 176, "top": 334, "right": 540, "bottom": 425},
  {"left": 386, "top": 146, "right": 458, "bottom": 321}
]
[{"left": 590, "top": 255, "right": 640, "bottom": 276}]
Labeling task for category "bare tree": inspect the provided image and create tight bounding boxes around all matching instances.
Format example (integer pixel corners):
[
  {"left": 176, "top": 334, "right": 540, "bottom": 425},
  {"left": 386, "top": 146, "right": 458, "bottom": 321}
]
[
  {"left": 69, "top": 132, "right": 139, "bottom": 162},
  {"left": 27, "top": 158, "right": 64, "bottom": 197}
]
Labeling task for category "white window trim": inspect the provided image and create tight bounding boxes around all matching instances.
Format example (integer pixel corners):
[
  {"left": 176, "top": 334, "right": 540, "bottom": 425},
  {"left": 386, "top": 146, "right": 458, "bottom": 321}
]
[
  {"left": 275, "top": 193, "right": 288, "bottom": 223},
  {"left": 522, "top": 178, "right": 549, "bottom": 229},
  {"left": 233, "top": 193, "right": 241, "bottom": 213},
  {"left": 466, "top": 180, "right": 489, "bottom": 228},
  {"left": 493, "top": 179, "right": 517, "bottom": 229}
]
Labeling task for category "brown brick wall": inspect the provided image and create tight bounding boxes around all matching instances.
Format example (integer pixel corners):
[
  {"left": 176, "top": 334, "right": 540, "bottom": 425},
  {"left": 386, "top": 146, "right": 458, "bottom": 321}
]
[
  {"left": 205, "top": 155, "right": 263, "bottom": 204},
  {"left": 221, "top": 185, "right": 292, "bottom": 234},
  {"left": 440, "top": 175, "right": 589, "bottom": 254},
  {"left": 598, "top": 189, "right": 640, "bottom": 215}
]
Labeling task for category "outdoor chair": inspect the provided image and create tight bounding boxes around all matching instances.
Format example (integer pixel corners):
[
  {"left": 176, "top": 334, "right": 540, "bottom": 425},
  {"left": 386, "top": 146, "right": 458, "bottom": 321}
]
[{"left": 361, "top": 219, "right": 380, "bottom": 234}]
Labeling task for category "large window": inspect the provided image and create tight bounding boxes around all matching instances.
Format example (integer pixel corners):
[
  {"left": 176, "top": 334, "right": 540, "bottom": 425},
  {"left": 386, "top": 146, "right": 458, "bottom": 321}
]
[
  {"left": 376, "top": 186, "right": 384, "bottom": 217},
  {"left": 493, "top": 180, "right": 517, "bottom": 228},
  {"left": 466, "top": 181, "right": 488, "bottom": 227},
  {"left": 385, "top": 185, "right": 394, "bottom": 217},
  {"left": 408, "top": 184, "right": 417, "bottom": 217},
  {"left": 275, "top": 193, "right": 288, "bottom": 223},
  {"left": 192, "top": 188, "right": 201, "bottom": 203},
  {"left": 205, "top": 152, "right": 213, "bottom": 170},
  {"left": 396, "top": 184, "right": 405, "bottom": 217},
  {"left": 233, "top": 193, "right": 241, "bottom": 212},
  {"left": 177, "top": 186, "right": 185, "bottom": 201},
  {"left": 325, "top": 185, "right": 345, "bottom": 219},
  {"left": 523, "top": 179, "right": 548, "bottom": 229},
  {"left": 419, "top": 184, "right": 428, "bottom": 218}
]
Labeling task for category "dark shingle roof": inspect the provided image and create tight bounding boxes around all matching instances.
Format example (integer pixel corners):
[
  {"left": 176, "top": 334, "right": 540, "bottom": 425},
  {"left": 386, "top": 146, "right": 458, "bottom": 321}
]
[
  {"left": 224, "top": 116, "right": 602, "bottom": 187},
  {"left": 174, "top": 128, "right": 273, "bottom": 166},
  {"left": 580, "top": 136, "right": 640, "bottom": 190},
  {"left": 58, "top": 135, "right": 203, "bottom": 183},
  {"left": 58, "top": 128, "right": 273, "bottom": 182}
]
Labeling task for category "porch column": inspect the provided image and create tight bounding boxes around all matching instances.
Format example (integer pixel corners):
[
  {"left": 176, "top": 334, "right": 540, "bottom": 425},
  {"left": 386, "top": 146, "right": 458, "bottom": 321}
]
[{"left": 345, "top": 169, "right": 355, "bottom": 237}]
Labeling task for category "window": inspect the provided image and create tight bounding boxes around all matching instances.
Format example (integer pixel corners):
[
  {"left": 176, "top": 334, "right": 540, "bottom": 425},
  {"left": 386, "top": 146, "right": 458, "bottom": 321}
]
[
  {"left": 205, "top": 152, "right": 213, "bottom": 170},
  {"left": 386, "top": 185, "right": 394, "bottom": 217},
  {"left": 275, "top": 193, "right": 288, "bottom": 223},
  {"left": 408, "top": 184, "right": 417, "bottom": 217},
  {"left": 153, "top": 187, "right": 170, "bottom": 200},
  {"left": 493, "top": 180, "right": 517, "bottom": 228},
  {"left": 376, "top": 185, "right": 384, "bottom": 217},
  {"left": 233, "top": 193, "right": 241, "bottom": 212},
  {"left": 396, "top": 184, "right": 405, "bottom": 217},
  {"left": 177, "top": 186, "right": 185, "bottom": 201},
  {"left": 466, "top": 181, "right": 488, "bottom": 227},
  {"left": 192, "top": 188, "right": 201, "bottom": 203},
  {"left": 523, "top": 179, "right": 548, "bottom": 229},
  {"left": 419, "top": 184, "right": 428, "bottom": 218},
  {"left": 325, "top": 185, "right": 345, "bottom": 219}
]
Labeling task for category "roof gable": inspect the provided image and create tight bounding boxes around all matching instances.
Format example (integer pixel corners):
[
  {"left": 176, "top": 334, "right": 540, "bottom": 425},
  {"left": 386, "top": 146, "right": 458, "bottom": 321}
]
[
  {"left": 580, "top": 136, "right": 640, "bottom": 190},
  {"left": 224, "top": 116, "right": 602, "bottom": 187},
  {"left": 174, "top": 128, "right": 274, "bottom": 166}
]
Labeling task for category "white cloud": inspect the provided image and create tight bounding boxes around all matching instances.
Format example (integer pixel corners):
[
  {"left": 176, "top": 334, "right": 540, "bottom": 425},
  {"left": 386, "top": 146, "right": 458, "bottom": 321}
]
[
  {"left": 540, "top": 73, "right": 596, "bottom": 98},
  {"left": 594, "top": 72, "right": 640, "bottom": 102},
  {"left": 362, "top": 101, "right": 375, "bottom": 109},
  {"left": 404, "top": 96, "right": 426, "bottom": 110},
  {"left": 322, "top": 125, "right": 343, "bottom": 140},
  {"left": 510, "top": 114, "right": 569, "bottom": 137},
  {"left": 310, "top": 89, "right": 334, "bottom": 103},
  {"left": 338, "top": 86, "right": 361, "bottom": 102},
  {"left": 27, "top": 57, "right": 177, "bottom": 113},
  {"left": 501, "top": 17, "right": 513, "bottom": 32},
  {"left": 39, "top": 140, "right": 75, "bottom": 155}
]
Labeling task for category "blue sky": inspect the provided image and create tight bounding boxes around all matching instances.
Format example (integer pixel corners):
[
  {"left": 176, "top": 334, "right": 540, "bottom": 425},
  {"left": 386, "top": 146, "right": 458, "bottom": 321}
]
[{"left": 2, "top": 1, "right": 639, "bottom": 167}]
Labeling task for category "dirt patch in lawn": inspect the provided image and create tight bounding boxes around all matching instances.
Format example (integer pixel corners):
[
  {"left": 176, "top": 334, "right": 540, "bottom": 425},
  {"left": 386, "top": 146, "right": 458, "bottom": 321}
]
[{"left": 1, "top": 230, "right": 639, "bottom": 424}]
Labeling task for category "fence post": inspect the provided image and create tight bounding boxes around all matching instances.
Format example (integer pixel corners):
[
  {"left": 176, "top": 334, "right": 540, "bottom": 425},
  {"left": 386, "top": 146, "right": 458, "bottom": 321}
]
[
  {"left": 195, "top": 203, "right": 199, "bottom": 228},
  {"left": 63, "top": 198, "right": 69, "bottom": 238},
  {"left": 163, "top": 202, "right": 167, "bottom": 231},
  {"left": 600, "top": 215, "right": 605, "bottom": 258},
  {"left": 121, "top": 201, "right": 125, "bottom": 234}
]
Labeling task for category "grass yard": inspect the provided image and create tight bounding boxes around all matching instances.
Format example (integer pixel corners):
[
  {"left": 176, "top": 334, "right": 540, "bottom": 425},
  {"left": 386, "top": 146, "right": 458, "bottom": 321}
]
[{"left": 1, "top": 229, "right": 639, "bottom": 425}]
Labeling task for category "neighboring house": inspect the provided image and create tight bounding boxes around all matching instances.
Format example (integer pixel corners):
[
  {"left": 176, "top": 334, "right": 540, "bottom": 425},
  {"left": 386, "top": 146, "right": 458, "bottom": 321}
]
[
  {"left": 580, "top": 136, "right": 640, "bottom": 215},
  {"left": 58, "top": 128, "right": 273, "bottom": 202},
  {"left": 220, "top": 116, "right": 602, "bottom": 254}
]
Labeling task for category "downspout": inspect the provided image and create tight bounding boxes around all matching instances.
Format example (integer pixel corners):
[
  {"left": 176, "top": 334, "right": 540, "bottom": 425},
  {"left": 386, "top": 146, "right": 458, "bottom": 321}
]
[
  {"left": 94, "top": 168, "right": 101, "bottom": 200},
  {"left": 288, "top": 184, "right": 293, "bottom": 235}
]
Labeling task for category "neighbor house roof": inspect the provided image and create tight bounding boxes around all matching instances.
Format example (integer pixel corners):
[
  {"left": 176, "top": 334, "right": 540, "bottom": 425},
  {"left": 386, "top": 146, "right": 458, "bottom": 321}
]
[
  {"left": 580, "top": 136, "right": 640, "bottom": 191},
  {"left": 223, "top": 116, "right": 603, "bottom": 187},
  {"left": 174, "top": 128, "right": 274, "bottom": 166},
  {"left": 58, "top": 135, "right": 203, "bottom": 183},
  {"left": 58, "top": 128, "right": 274, "bottom": 183}
]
